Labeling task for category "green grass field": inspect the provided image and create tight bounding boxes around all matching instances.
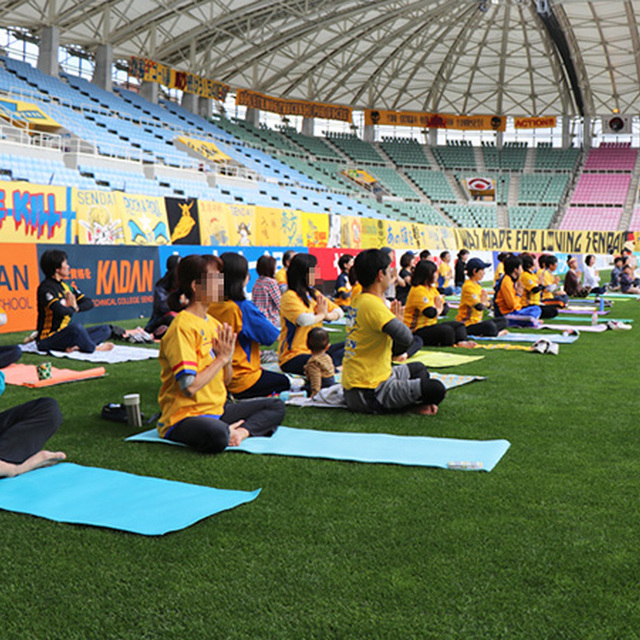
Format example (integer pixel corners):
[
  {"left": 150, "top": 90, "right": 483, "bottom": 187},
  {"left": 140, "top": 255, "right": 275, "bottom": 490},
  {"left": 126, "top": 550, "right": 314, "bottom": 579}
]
[{"left": 1, "top": 298, "right": 639, "bottom": 639}]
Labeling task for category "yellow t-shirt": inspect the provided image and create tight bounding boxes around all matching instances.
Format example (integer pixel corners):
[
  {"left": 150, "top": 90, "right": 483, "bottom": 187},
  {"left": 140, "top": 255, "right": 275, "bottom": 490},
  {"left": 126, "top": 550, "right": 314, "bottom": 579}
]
[
  {"left": 207, "top": 300, "right": 262, "bottom": 394},
  {"left": 438, "top": 263, "right": 452, "bottom": 288},
  {"left": 350, "top": 282, "right": 362, "bottom": 305},
  {"left": 541, "top": 269, "right": 556, "bottom": 300},
  {"left": 519, "top": 271, "right": 541, "bottom": 306},
  {"left": 275, "top": 268, "right": 287, "bottom": 286},
  {"left": 157, "top": 311, "right": 227, "bottom": 437},
  {"left": 456, "top": 279, "right": 484, "bottom": 325},
  {"left": 278, "top": 290, "right": 338, "bottom": 365},
  {"left": 404, "top": 284, "right": 439, "bottom": 331},
  {"left": 342, "top": 293, "right": 396, "bottom": 390}
]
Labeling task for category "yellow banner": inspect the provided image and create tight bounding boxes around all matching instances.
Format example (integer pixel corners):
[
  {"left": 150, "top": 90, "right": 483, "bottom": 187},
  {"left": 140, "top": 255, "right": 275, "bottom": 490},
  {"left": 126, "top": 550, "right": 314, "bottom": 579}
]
[
  {"left": 116, "top": 193, "right": 170, "bottom": 246},
  {"left": 255, "top": 207, "right": 283, "bottom": 246},
  {"left": 0, "top": 182, "right": 72, "bottom": 243},
  {"left": 129, "top": 57, "right": 229, "bottom": 101},
  {"left": 365, "top": 109, "right": 506, "bottom": 132},
  {"left": 303, "top": 212, "right": 329, "bottom": 248},
  {"left": 342, "top": 168, "right": 377, "bottom": 186},
  {"left": 177, "top": 137, "right": 231, "bottom": 163},
  {"left": 360, "top": 217, "right": 386, "bottom": 249},
  {"left": 236, "top": 89, "right": 352, "bottom": 122},
  {"left": 75, "top": 190, "right": 124, "bottom": 245},
  {"left": 228, "top": 204, "right": 255, "bottom": 246},
  {"left": 514, "top": 116, "right": 557, "bottom": 129},
  {"left": 198, "top": 200, "right": 231, "bottom": 246},
  {"left": 0, "top": 97, "right": 60, "bottom": 128}
]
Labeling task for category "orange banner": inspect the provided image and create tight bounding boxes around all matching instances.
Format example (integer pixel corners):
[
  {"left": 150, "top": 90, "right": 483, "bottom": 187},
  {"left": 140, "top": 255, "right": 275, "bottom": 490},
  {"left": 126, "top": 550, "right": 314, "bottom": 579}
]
[
  {"left": 514, "top": 116, "right": 557, "bottom": 129},
  {"left": 0, "top": 243, "right": 39, "bottom": 333},
  {"left": 365, "top": 109, "right": 506, "bottom": 132},
  {"left": 236, "top": 89, "right": 352, "bottom": 122}
]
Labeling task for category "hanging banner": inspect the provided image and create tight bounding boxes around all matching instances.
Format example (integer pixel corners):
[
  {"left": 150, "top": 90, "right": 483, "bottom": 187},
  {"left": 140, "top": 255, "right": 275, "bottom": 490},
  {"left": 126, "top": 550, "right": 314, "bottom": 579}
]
[
  {"left": 464, "top": 177, "right": 496, "bottom": 202},
  {"left": 365, "top": 109, "right": 506, "bottom": 132},
  {"left": 0, "top": 97, "right": 60, "bottom": 129},
  {"left": 236, "top": 89, "right": 352, "bottom": 122},
  {"left": 384, "top": 220, "right": 414, "bottom": 249},
  {"left": 165, "top": 197, "right": 201, "bottom": 245},
  {"left": 303, "top": 212, "right": 329, "bottom": 248},
  {"left": 308, "top": 247, "right": 359, "bottom": 283},
  {"left": 198, "top": 200, "right": 232, "bottom": 246},
  {"left": 0, "top": 243, "right": 39, "bottom": 333},
  {"left": 129, "top": 56, "right": 171, "bottom": 86},
  {"left": 176, "top": 136, "right": 231, "bottom": 163},
  {"left": 228, "top": 204, "right": 255, "bottom": 246},
  {"left": 514, "top": 116, "right": 557, "bottom": 129},
  {"left": 0, "top": 182, "right": 74, "bottom": 244},
  {"left": 255, "top": 207, "right": 283, "bottom": 246},
  {"left": 341, "top": 216, "right": 362, "bottom": 250},
  {"left": 75, "top": 190, "right": 124, "bottom": 245},
  {"left": 281, "top": 210, "right": 303, "bottom": 246},
  {"left": 360, "top": 217, "right": 386, "bottom": 249},
  {"left": 118, "top": 193, "right": 170, "bottom": 246}
]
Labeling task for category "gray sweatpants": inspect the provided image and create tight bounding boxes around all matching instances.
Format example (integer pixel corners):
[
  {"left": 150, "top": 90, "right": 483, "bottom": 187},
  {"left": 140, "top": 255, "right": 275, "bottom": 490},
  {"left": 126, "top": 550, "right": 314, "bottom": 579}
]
[{"left": 344, "top": 363, "right": 445, "bottom": 414}]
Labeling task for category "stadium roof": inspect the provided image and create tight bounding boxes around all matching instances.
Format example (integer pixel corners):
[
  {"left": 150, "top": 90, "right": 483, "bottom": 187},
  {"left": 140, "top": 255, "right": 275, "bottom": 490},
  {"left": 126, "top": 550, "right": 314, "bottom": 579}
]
[{"left": 1, "top": 0, "right": 639, "bottom": 117}]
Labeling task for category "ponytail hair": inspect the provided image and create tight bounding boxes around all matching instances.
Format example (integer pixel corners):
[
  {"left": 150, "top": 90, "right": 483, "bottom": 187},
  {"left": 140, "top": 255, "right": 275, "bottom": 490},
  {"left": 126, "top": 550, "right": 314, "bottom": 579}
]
[
  {"left": 287, "top": 253, "right": 318, "bottom": 306},
  {"left": 167, "top": 254, "right": 222, "bottom": 311}
]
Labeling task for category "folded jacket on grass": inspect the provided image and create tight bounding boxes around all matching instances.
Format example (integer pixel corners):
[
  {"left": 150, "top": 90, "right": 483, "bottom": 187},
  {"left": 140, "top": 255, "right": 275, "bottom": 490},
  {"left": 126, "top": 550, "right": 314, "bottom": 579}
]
[
  {"left": 2, "top": 363, "right": 106, "bottom": 388},
  {"left": 127, "top": 427, "right": 510, "bottom": 471},
  {"left": 473, "top": 332, "right": 578, "bottom": 344},
  {"left": 21, "top": 342, "right": 158, "bottom": 363},
  {"left": 0, "top": 463, "right": 260, "bottom": 535}
]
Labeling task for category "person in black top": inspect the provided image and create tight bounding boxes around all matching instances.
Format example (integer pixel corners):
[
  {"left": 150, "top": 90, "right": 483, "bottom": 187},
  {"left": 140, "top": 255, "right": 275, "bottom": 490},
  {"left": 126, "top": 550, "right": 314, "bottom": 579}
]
[
  {"left": 454, "top": 249, "right": 469, "bottom": 293},
  {"left": 36, "top": 250, "right": 113, "bottom": 353},
  {"left": 145, "top": 255, "right": 180, "bottom": 338}
]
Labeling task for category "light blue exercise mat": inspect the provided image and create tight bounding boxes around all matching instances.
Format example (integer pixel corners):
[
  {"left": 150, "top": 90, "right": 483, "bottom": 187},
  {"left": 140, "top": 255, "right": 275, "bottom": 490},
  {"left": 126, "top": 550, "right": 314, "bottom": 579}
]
[
  {"left": 0, "top": 463, "right": 260, "bottom": 535},
  {"left": 127, "top": 427, "right": 510, "bottom": 472},
  {"left": 473, "top": 332, "right": 578, "bottom": 344}
]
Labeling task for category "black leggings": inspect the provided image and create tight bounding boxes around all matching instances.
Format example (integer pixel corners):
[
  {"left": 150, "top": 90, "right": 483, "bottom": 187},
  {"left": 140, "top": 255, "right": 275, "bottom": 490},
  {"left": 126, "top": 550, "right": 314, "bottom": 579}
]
[
  {"left": 232, "top": 369, "right": 290, "bottom": 399},
  {"left": 414, "top": 321, "right": 468, "bottom": 347},
  {"left": 0, "top": 398, "right": 63, "bottom": 464},
  {"left": 0, "top": 345, "right": 21, "bottom": 369},
  {"left": 166, "top": 397, "right": 285, "bottom": 454},
  {"left": 466, "top": 317, "right": 508, "bottom": 337}
]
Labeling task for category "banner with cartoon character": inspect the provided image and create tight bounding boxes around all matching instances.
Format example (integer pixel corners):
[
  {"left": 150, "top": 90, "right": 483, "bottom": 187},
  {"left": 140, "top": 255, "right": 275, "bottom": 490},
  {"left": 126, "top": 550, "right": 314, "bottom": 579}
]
[
  {"left": 75, "top": 190, "right": 124, "bottom": 245},
  {"left": 118, "top": 193, "right": 170, "bottom": 246},
  {"left": 165, "top": 197, "right": 201, "bottom": 245},
  {"left": 0, "top": 182, "right": 74, "bottom": 244},
  {"left": 228, "top": 204, "right": 255, "bottom": 246},
  {"left": 198, "top": 200, "right": 231, "bottom": 246},
  {"left": 360, "top": 217, "right": 386, "bottom": 249},
  {"left": 341, "top": 216, "right": 362, "bottom": 250},
  {"left": 254, "top": 207, "right": 283, "bottom": 246},
  {"left": 303, "top": 212, "right": 329, "bottom": 248}
]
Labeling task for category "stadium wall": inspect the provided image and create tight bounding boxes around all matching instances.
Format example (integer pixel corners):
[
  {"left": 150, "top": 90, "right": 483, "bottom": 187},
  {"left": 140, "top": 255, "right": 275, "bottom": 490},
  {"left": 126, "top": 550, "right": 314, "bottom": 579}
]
[{"left": 0, "top": 179, "right": 636, "bottom": 332}]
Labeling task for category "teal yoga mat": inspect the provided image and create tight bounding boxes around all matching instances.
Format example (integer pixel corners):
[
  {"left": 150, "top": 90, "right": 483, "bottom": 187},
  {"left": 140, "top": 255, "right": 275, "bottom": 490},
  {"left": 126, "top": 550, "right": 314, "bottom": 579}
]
[
  {"left": 473, "top": 332, "right": 578, "bottom": 344},
  {"left": 0, "top": 463, "right": 260, "bottom": 535},
  {"left": 127, "top": 427, "right": 510, "bottom": 472}
]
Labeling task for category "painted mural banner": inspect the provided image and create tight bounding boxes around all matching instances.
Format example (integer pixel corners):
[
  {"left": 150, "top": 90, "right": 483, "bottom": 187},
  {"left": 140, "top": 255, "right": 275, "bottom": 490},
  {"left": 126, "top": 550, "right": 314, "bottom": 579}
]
[
  {"left": 118, "top": 193, "right": 170, "bottom": 246},
  {"left": 0, "top": 182, "right": 74, "bottom": 244},
  {"left": 165, "top": 197, "right": 201, "bottom": 245},
  {"left": 75, "top": 189, "right": 124, "bottom": 245},
  {"left": 0, "top": 243, "right": 39, "bottom": 334}
]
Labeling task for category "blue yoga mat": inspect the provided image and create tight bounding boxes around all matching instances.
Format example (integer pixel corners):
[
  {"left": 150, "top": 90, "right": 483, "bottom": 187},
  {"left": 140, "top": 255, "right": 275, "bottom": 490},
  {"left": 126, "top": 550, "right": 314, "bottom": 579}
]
[
  {"left": 473, "top": 332, "right": 578, "bottom": 344},
  {"left": 0, "top": 463, "right": 260, "bottom": 535},
  {"left": 127, "top": 427, "right": 510, "bottom": 472}
]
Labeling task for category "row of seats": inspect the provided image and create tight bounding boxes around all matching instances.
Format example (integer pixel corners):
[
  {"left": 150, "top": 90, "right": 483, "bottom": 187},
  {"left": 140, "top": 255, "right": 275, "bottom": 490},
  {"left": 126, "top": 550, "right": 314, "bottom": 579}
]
[
  {"left": 508, "top": 206, "right": 556, "bottom": 229},
  {"left": 559, "top": 207, "right": 623, "bottom": 231}
]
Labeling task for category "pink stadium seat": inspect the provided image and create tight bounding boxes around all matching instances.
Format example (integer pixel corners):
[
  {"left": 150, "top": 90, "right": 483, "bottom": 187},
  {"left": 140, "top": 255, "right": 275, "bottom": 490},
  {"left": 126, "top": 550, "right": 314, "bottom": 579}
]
[
  {"left": 628, "top": 206, "right": 640, "bottom": 231},
  {"left": 559, "top": 207, "right": 623, "bottom": 231},
  {"left": 584, "top": 143, "right": 637, "bottom": 171},
  {"left": 570, "top": 173, "right": 631, "bottom": 205}
]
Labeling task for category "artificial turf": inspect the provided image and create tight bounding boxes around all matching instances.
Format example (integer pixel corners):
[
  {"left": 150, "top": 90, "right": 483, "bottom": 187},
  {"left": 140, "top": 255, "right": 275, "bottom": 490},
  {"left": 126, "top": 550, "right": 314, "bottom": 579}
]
[{"left": 0, "top": 298, "right": 639, "bottom": 639}]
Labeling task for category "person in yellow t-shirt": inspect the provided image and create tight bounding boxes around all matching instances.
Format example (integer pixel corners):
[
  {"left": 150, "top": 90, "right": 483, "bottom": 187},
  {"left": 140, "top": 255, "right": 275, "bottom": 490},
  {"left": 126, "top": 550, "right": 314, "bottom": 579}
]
[
  {"left": 275, "top": 250, "right": 296, "bottom": 293},
  {"left": 404, "top": 260, "right": 475, "bottom": 347},
  {"left": 437, "top": 251, "right": 454, "bottom": 295},
  {"left": 493, "top": 252, "right": 509, "bottom": 285},
  {"left": 157, "top": 254, "right": 284, "bottom": 453},
  {"left": 519, "top": 254, "right": 558, "bottom": 319},
  {"left": 494, "top": 255, "right": 542, "bottom": 327},
  {"left": 539, "top": 254, "right": 569, "bottom": 307},
  {"left": 456, "top": 258, "right": 508, "bottom": 336},
  {"left": 208, "top": 252, "right": 290, "bottom": 399},
  {"left": 342, "top": 249, "right": 446, "bottom": 415},
  {"left": 278, "top": 253, "right": 344, "bottom": 375}
]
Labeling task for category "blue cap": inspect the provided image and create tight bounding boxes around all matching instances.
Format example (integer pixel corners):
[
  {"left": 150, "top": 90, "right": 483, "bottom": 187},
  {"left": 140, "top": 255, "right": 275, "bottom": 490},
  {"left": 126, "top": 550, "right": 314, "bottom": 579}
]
[{"left": 466, "top": 257, "right": 491, "bottom": 274}]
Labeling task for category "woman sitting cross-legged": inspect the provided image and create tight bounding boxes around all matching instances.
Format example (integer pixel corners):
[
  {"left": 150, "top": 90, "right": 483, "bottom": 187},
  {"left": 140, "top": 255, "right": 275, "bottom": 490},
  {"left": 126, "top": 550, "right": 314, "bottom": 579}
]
[
  {"left": 157, "top": 254, "right": 285, "bottom": 453},
  {"left": 278, "top": 253, "right": 345, "bottom": 375},
  {"left": 208, "top": 252, "right": 290, "bottom": 399},
  {"left": 403, "top": 259, "right": 476, "bottom": 348}
]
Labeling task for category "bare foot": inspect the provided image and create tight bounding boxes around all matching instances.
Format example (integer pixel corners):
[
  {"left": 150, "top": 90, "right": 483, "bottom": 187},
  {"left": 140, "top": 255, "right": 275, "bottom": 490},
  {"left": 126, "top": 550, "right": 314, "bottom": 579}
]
[
  {"left": 228, "top": 422, "right": 250, "bottom": 447},
  {"left": 65, "top": 346, "right": 80, "bottom": 353},
  {"left": 95, "top": 342, "right": 115, "bottom": 352},
  {"left": 393, "top": 353, "right": 408, "bottom": 363},
  {"left": 456, "top": 340, "right": 477, "bottom": 349},
  {"left": 23, "top": 331, "right": 38, "bottom": 344},
  {"left": 498, "top": 329, "right": 509, "bottom": 336},
  {"left": 411, "top": 404, "right": 439, "bottom": 415},
  {"left": 2, "top": 451, "right": 66, "bottom": 477}
]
